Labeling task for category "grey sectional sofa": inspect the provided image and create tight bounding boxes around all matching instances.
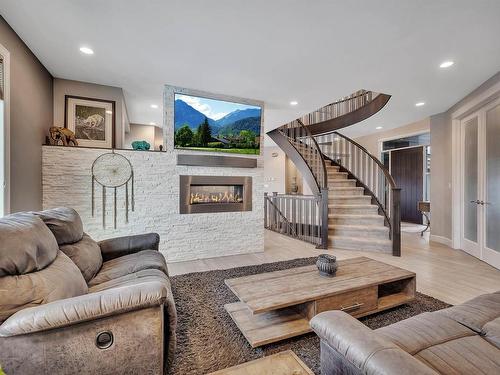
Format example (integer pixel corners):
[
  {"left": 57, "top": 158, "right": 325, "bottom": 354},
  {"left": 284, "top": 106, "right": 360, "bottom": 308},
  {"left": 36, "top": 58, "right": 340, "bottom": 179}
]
[
  {"left": 0, "top": 207, "right": 176, "bottom": 374},
  {"left": 311, "top": 291, "right": 500, "bottom": 374}
]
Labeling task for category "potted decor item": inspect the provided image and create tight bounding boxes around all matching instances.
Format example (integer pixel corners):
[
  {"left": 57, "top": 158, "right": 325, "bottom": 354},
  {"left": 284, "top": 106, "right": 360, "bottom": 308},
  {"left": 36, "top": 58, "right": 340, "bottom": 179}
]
[{"left": 316, "top": 254, "right": 338, "bottom": 277}]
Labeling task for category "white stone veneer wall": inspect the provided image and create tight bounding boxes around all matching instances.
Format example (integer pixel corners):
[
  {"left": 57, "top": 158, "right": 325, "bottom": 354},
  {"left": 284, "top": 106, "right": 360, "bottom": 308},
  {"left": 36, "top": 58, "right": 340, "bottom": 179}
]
[{"left": 42, "top": 146, "right": 264, "bottom": 262}]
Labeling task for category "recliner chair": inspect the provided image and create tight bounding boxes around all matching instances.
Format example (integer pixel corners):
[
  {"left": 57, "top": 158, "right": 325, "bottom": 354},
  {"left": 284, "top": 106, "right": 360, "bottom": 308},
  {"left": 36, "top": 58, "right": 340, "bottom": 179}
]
[{"left": 0, "top": 207, "right": 176, "bottom": 374}]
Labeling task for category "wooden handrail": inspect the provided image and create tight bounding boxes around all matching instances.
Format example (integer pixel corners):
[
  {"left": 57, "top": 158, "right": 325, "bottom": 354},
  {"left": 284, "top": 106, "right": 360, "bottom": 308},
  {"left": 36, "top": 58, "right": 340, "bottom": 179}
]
[{"left": 297, "top": 119, "right": 328, "bottom": 189}]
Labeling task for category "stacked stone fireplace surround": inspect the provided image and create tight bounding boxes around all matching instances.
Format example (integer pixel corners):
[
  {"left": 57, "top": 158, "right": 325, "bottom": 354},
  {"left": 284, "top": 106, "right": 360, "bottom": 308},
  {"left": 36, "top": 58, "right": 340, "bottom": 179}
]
[{"left": 41, "top": 86, "right": 264, "bottom": 262}]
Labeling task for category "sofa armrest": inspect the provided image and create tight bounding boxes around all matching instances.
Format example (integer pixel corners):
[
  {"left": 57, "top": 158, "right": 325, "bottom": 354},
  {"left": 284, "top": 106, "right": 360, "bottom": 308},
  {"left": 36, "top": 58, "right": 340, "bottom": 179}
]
[
  {"left": 310, "top": 311, "right": 439, "bottom": 375},
  {"left": 0, "top": 281, "right": 167, "bottom": 337},
  {"left": 98, "top": 233, "right": 160, "bottom": 261}
]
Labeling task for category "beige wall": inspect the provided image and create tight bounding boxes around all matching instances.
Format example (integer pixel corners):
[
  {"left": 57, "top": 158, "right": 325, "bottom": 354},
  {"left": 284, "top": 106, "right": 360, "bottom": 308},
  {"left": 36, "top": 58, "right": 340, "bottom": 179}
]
[
  {"left": 354, "top": 117, "right": 430, "bottom": 159},
  {"left": 263, "top": 146, "right": 286, "bottom": 194},
  {"left": 430, "top": 71, "right": 500, "bottom": 242},
  {"left": 154, "top": 126, "right": 163, "bottom": 150},
  {"left": 429, "top": 112, "right": 452, "bottom": 239},
  {"left": 0, "top": 16, "right": 53, "bottom": 212},
  {"left": 53, "top": 78, "right": 128, "bottom": 148},
  {"left": 124, "top": 123, "right": 156, "bottom": 150}
]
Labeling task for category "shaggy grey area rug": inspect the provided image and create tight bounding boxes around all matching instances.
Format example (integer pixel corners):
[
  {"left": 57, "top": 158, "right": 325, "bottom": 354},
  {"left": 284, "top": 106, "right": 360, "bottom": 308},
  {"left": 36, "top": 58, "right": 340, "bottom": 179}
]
[{"left": 169, "top": 257, "right": 450, "bottom": 375}]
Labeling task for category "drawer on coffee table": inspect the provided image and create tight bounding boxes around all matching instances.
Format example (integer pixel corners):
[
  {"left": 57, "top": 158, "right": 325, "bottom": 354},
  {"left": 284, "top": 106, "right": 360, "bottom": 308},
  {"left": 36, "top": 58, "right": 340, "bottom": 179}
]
[{"left": 315, "top": 286, "right": 378, "bottom": 317}]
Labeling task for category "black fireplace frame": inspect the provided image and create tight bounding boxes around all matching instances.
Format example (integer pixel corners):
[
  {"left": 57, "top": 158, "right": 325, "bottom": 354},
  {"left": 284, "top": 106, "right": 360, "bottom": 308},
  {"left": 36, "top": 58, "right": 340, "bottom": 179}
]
[{"left": 179, "top": 175, "right": 252, "bottom": 214}]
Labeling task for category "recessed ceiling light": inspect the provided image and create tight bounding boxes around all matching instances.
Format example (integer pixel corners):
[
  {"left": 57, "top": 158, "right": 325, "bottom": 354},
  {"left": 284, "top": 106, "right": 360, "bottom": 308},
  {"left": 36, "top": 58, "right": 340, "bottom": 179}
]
[
  {"left": 79, "top": 46, "right": 94, "bottom": 55},
  {"left": 290, "top": 101, "right": 298, "bottom": 106},
  {"left": 440, "top": 61, "right": 454, "bottom": 68},
  {"left": 105, "top": 110, "right": 113, "bottom": 114},
  {"left": 415, "top": 102, "right": 425, "bottom": 107},
  {"left": 150, "top": 104, "right": 159, "bottom": 109},
  {"left": 149, "top": 122, "right": 156, "bottom": 126},
  {"left": 376, "top": 126, "right": 383, "bottom": 130}
]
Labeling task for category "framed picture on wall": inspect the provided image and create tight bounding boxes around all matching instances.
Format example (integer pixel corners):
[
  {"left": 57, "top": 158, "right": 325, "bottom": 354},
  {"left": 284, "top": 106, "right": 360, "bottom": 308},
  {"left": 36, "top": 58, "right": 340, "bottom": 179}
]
[{"left": 65, "top": 95, "right": 115, "bottom": 148}]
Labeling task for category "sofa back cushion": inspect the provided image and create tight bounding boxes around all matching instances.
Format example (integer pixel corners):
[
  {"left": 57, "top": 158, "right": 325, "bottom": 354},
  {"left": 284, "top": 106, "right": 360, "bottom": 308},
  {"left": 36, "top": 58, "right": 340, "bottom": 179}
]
[
  {"left": 34, "top": 207, "right": 83, "bottom": 246},
  {"left": 0, "top": 212, "right": 59, "bottom": 277},
  {"left": 60, "top": 233, "right": 103, "bottom": 282},
  {"left": 0, "top": 251, "right": 88, "bottom": 322}
]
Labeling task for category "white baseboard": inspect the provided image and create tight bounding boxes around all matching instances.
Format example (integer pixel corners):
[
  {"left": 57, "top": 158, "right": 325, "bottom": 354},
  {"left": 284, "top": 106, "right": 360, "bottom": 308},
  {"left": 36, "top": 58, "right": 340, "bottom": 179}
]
[{"left": 430, "top": 234, "right": 453, "bottom": 247}]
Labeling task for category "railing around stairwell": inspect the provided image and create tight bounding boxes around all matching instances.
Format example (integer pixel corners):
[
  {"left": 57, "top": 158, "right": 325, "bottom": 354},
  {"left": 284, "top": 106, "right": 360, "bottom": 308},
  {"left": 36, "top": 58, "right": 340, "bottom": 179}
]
[
  {"left": 315, "top": 131, "right": 401, "bottom": 256},
  {"left": 264, "top": 192, "right": 325, "bottom": 247},
  {"left": 278, "top": 119, "right": 328, "bottom": 191},
  {"left": 300, "top": 90, "right": 374, "bottom": 127}
]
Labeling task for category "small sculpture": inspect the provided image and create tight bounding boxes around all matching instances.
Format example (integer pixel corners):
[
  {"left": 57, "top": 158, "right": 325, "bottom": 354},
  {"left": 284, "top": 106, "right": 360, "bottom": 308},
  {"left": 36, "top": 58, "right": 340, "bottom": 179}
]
[
  {"left": 316, "top": 254, "right": 338, "bottom": 277},
  {"left": 132, "top": 140, "right": 151, "bottom": 150},
  {"left": 49, "top": 126, "right": 78, "bottom": 146}
]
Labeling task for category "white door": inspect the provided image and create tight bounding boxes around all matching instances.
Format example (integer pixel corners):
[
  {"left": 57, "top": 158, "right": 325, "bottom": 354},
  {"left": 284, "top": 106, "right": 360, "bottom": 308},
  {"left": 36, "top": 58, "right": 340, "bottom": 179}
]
[{"left": 461, "top": 98, "right": 500, "bottom": 269}]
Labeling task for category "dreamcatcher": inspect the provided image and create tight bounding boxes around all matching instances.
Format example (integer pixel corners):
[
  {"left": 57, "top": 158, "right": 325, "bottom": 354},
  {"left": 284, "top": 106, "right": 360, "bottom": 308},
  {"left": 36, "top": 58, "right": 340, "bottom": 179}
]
[{"left": 91, "top": 151, "right": 134, "bottom": 228}]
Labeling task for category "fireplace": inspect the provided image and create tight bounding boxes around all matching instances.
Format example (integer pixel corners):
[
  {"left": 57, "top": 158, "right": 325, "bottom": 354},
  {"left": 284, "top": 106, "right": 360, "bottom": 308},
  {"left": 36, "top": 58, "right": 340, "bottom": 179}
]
[{"left": 180, "top": 175, "right": 252, "bottom": 214}]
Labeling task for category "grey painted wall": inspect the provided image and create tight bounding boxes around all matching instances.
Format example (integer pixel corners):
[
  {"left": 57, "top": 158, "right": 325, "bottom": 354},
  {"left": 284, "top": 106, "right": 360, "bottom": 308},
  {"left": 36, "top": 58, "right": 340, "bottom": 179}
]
[
  {"left": 430, "top": 112, "right": 452, "bottom": 239},
  {"left": 53, "top": 78, "right": 128, "bottom": 148},
  {"left": 0, "top": 16, "right": 53, "bottom": 212},
  {"left": 430, "top": 72, "right": 500, "bottom": 241}
]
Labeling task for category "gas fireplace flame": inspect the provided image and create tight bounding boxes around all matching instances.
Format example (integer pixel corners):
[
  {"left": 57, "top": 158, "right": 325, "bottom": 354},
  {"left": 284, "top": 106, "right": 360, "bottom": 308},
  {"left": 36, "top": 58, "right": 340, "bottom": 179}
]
[{"left": 190, "top": 191, "right": 243, "bottom": 205}]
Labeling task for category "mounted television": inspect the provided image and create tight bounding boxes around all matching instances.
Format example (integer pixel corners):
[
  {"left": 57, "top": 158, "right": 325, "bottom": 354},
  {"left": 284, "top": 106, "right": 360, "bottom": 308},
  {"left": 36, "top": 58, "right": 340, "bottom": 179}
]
[{"left": 174, "top": 93, "right": 262, "bottom": 155}]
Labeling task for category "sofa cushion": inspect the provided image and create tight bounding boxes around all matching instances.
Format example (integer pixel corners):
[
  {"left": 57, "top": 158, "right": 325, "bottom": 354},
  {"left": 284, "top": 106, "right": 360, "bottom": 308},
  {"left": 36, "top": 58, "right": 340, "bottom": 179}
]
[
  {"left": 376, "top": 312, "right": 475, "bottom": 355},
  {"left": 60, "top": 233, "right": 103, "bottom": 282},
  {"left": 89, "top": 268, "right": 170, "bottom": 293},
  {"left": 0, "top": 212, "right": 59, "bottom": 277},
  {"left": 439, "top": 291, "right": 500, "bottom": 332},
  {"left": 483, "top": 316, "right": 500, "bottom": 349},
  {"left": 415, "top": 335, "right": 500, "bottom": 374},
  {"left": 34, "top": 207, "right": 83, "bottom": 245},
  {"left": 88, "top": 250, "right": 167, "bottom": 287},
  {"left": 0, "top": 251, "right": 88, "bottom": 322}
]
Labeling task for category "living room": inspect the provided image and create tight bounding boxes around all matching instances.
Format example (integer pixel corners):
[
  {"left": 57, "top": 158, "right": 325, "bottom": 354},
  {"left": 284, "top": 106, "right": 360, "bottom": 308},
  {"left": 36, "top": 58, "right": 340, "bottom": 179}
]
[{"left": 1, "top": 1, "right": 499, "bottom": 374}]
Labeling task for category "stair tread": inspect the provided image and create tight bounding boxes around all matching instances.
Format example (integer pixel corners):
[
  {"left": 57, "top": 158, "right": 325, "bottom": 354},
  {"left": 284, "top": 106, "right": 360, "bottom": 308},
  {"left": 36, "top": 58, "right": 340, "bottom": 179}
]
[
  {"left": 328, "top": 204, "right": 377, "bottom": 208},
  {"left": 329, "top": 236, "right": 391, "bottom": 244},
  {"left": 328, "top": 224, "right": 388, "bottom": 231},
  {"left": 329, "top": 195, "right": 371, "bottom": 199},
  {"left": 329, "top": 187, "right": 364, "bottom": 190},
  {"left": 329, "top": 214, "right": 381, "bottom": 217}
]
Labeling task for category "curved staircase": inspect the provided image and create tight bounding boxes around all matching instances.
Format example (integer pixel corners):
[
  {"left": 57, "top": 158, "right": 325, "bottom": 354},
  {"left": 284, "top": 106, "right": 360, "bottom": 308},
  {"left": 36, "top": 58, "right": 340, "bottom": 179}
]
[
  {"left": 266, "top": 90, "right": 401, "bottom": 256},
  {"left": 325, "top": 163, "right": 391, "bottom": 252}
]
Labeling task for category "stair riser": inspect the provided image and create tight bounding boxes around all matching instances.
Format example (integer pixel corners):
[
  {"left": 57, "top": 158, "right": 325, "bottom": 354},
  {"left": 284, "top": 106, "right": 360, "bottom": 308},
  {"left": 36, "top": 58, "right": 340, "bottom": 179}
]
[
  {"left": 329, "top": 217, "right": 384, "bottom": 226},
  {"left": 328, "top": 181, "right": 356, "bottom": 187},
  {"left": 329, "top": 206, "right": 378, "bottom": 215},
  {"left": 329, "top": 228, "right": 389, "bottom": 240},
  {"left": 328, "top": 189, "right": 365, "bottom": 196},
  {"left": 326, "top": 167, "right": 340, "bottom": 172},
  {"left": 329, "top": 239, "right": 392, "bottom": 253},
  {"left": 329, "top": 197, "right": 372, "bottom": 205},
  {"left": 327, "top": 174, "right": 348, "bottom": 180}
]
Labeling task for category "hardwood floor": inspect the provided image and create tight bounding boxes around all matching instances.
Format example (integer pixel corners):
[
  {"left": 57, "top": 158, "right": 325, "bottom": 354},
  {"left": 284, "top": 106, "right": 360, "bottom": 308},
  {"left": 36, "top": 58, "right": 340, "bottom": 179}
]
[{"left": 167, "top": 230, "right": 500, "bottom": 306}]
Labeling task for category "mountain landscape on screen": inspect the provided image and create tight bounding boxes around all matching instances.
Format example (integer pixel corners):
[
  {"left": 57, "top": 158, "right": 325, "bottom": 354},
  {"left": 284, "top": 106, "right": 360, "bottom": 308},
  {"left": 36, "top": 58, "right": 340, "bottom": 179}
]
[{"left": 174, "top": 94, "right": 262, "bottom": 155}]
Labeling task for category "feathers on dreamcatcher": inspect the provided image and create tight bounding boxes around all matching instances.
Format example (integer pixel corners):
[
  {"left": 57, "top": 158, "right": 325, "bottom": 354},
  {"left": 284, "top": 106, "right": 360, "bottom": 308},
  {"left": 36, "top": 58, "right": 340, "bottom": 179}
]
[{"left": 91, "top": 151, "right": 134, "bottom": 229}]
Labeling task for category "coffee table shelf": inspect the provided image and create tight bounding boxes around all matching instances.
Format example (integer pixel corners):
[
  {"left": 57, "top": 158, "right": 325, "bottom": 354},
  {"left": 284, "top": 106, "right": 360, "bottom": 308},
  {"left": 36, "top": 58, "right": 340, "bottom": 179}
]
[{"left": 224, "top": 257, "right": 416, "bottom": 348}]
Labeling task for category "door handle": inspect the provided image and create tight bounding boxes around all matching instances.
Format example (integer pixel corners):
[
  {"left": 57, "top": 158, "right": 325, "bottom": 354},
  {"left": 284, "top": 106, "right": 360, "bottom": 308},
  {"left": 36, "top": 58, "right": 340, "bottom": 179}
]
[{"left": 470, "top": 200, "right": 481, "bottom": 204}]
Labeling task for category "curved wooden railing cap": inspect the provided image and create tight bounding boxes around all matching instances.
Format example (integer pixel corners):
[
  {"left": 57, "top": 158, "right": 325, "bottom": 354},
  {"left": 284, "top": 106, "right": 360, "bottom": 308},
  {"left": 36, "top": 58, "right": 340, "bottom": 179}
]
[
  {"left": 306, "top": 93, "right": 391, "bottom": 136},
  {"left": 333, "top": 131, "right": 397, "bottom": 189}
]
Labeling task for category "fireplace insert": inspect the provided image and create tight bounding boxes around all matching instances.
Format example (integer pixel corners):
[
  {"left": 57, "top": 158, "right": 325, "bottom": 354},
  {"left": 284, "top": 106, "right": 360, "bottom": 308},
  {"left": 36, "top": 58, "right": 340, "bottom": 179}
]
[{"left": 180, "top": 175, "right": 252, "bottom": 214}]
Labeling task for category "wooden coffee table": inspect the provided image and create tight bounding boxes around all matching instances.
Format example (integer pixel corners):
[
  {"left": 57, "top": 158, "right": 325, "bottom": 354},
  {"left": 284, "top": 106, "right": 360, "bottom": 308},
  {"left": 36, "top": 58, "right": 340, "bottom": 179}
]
[
  {"left": 225, "top": 257, "right": 415, "bottom": 348},
  {"left": 209, "top": 350, "right": 313, "bottom": 375}
]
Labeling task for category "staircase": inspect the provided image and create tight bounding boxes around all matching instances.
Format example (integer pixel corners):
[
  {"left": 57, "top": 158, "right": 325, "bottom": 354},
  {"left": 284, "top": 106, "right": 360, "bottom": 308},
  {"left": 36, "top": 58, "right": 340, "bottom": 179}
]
[
  {"left": 265, "top": 89, "right": 401, "bottom": 256},
  {"left": 325, "top": 163, "right": 391, "bottom": 252}
]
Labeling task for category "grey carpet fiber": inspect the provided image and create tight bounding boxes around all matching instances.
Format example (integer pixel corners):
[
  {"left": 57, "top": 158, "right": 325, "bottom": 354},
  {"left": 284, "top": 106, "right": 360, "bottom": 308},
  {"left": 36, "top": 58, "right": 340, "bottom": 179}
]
[{"left": 169, "top": 257, "right": 450, "bottom": 374}]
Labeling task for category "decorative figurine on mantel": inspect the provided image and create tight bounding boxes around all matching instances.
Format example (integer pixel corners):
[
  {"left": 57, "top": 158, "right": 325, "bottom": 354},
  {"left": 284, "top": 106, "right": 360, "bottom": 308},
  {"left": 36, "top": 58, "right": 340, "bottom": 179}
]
[
  {"left": 132, "top": 140, "right": 150, "bottom": 150},
  {"left": 48, "top": 126, "right": 78, "bottom": 146},
  {"left": 316, "top": 254, "right": 338, "bottom": 277}
]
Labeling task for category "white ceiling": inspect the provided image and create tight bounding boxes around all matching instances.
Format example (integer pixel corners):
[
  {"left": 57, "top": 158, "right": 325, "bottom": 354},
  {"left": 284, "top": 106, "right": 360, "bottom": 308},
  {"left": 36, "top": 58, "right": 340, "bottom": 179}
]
[{"left": 1, "top": 0, "right": 500, "bottom": 139}]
